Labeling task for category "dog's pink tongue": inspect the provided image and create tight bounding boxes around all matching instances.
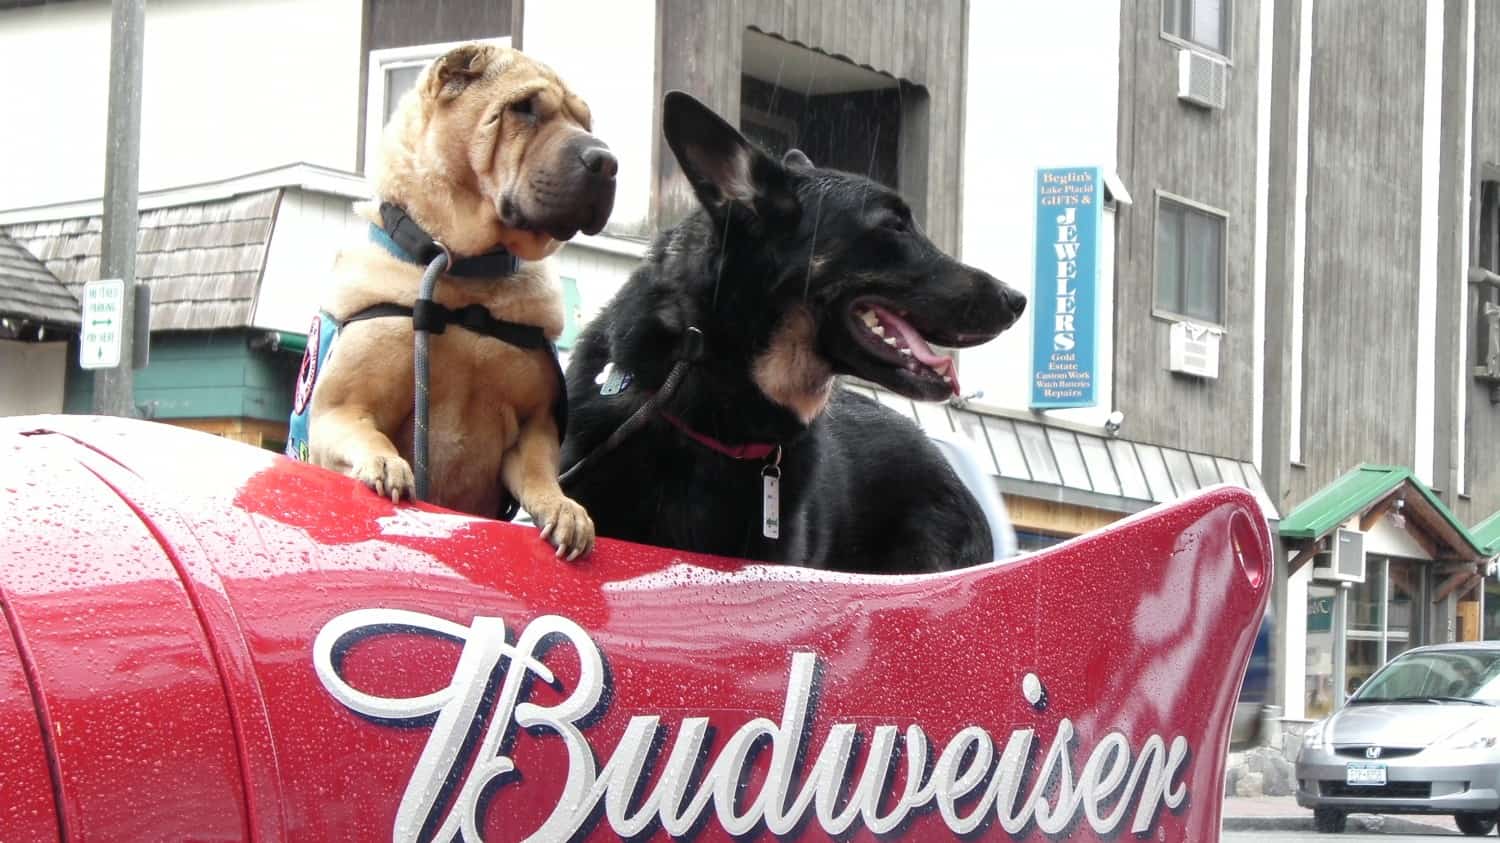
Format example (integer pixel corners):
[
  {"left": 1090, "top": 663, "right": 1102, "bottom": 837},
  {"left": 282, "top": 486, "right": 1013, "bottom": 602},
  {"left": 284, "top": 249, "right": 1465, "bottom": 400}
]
[{"left": 871, "top": 305, "right": 961, "bottom": 397}]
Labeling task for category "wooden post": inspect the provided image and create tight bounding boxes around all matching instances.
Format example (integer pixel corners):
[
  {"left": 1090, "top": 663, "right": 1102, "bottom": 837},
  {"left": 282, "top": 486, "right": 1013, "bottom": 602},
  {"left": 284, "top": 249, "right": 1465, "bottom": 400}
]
[{"left": 93, "top": 0, "right": 145, "bottom": 417}]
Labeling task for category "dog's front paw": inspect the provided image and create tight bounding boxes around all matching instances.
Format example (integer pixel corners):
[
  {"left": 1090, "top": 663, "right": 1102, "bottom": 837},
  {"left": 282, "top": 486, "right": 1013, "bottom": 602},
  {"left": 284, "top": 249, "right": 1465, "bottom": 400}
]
[
  {"left": 350, "top": 454, "right": 416, "bottom": 503},
  {"left": 535, "top": 496, "right": 595, "bottom": 562}
]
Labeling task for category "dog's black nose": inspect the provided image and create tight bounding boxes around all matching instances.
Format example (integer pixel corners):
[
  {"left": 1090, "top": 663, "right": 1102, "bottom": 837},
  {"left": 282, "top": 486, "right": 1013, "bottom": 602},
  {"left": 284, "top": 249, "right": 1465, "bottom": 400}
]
[
  {"left": 1005, "top": 286, "right": 1028, "bottom": 316},
  {"left": 579, "top": 145, "right": 618, "bottom": 179}
]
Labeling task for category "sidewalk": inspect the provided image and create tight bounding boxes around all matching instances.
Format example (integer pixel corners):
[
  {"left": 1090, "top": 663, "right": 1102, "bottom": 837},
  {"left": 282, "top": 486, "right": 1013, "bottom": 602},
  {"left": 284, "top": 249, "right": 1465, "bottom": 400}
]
[{"left": 1222, "top": 795, "right": 1459, "bottom": 834}]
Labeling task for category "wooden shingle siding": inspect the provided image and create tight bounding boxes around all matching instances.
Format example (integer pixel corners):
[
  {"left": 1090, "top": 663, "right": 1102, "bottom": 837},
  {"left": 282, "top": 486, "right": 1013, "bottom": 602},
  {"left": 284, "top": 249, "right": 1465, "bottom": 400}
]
[
  {"left": 656, "top": 0, "right": 965, "bottom": 252},
  {"left": 1288, "top": 0, "right": 1426, "bottom": 506},
  {"left": 1113, "top": 0, "right": 1263, "bottom": 461},
  {"left": 4, "top": 190, "right": 281, "bottom": 332}
]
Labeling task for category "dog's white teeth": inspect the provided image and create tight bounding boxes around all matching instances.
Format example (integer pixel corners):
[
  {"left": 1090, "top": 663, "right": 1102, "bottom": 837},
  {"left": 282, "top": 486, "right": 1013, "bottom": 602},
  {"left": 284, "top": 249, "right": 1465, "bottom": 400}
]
[
  {"left": 871, "top": 324, "right": 886, "bottom": 336},
  {"left": 860, "top": 310, "right": 879, "bottom": 328},
  {"left": 883, "top": 336, "right": 899, "bottom": 347},
  {"left": 899, "top": 347, "right": 913, "bottom": 357},
  {"left": 943, "top": 375, "right": 954, "bottom": 384}
]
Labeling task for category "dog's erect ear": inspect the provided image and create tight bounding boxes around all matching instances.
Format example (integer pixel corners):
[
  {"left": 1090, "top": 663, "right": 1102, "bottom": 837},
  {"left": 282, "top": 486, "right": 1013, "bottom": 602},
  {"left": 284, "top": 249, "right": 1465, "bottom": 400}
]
[
  {"left": 662, "top": 91, "right": 799, "bottom": 225},
  {"left": 428, "top": 43, "right": 493, "bottom": 102},
  {"left": 782, "top": 148, "right": 814, "bottom": 171}
]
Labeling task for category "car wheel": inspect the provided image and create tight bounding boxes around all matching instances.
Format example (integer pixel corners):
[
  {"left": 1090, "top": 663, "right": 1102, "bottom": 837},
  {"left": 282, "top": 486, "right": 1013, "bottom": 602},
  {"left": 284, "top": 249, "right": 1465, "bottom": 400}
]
[
  {"left": 1313, "top": 807, "right": 1347, "bottom": 833},
  {"left": 1453, "top": 813, "right": 1497, "bottom": 836}
]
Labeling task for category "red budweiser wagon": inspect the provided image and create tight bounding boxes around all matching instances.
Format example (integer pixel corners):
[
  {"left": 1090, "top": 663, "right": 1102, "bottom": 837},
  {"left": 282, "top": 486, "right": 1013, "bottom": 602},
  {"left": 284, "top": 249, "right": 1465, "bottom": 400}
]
[{"left": 0, "top": 415, "right": 1269, "bottom": 841}]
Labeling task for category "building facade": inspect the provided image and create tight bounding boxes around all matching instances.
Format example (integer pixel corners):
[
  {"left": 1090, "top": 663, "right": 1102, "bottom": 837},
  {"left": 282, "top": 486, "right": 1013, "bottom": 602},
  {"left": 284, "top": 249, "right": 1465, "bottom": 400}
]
[{"left": 1, "top": 0, "right": 1498, "bottom": 732}]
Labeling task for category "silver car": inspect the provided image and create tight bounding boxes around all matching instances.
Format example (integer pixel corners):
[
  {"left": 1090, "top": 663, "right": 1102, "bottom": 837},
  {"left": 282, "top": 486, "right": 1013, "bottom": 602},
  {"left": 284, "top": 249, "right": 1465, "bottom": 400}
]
[{"left": 1295, "top": 642, "right": 1500, "bottom": 835}]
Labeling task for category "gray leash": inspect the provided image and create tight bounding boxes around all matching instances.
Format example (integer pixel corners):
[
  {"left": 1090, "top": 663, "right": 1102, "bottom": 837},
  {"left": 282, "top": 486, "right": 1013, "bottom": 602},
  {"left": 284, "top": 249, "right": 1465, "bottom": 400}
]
[
  {"left": 558, "top": 327, "right": 703, "bottom": 488},
  {"left": 413, "top": 250, "right": 450, "bottom": 501}
]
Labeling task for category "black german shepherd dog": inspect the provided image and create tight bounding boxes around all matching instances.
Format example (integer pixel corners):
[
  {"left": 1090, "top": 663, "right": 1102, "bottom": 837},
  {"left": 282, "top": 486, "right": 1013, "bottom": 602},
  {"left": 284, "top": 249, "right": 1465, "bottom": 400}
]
[{"left": 559, "top": 92, "right": 1027, "bottom": 573}]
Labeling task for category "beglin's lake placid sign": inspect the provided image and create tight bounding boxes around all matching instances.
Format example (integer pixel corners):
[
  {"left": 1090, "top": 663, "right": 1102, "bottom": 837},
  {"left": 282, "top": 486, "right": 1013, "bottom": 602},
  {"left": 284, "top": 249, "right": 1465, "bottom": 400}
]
[{"left": 1031, "top": 167, "right": 1102, "bottom": 409}]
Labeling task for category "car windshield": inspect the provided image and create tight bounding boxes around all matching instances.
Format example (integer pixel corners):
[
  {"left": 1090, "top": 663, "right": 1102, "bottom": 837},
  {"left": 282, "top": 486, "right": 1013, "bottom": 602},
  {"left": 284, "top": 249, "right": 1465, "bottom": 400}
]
[{"left": 1351, "top": 650, "right": 1500, "bottom": 705}]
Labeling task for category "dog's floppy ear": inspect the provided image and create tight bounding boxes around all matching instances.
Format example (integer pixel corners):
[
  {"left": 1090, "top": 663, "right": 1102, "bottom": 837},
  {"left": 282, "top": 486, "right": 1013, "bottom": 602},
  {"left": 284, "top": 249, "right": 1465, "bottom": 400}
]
[
  {"left": 662, "top": 90, "right": 799, "bottom": 225},
  {"left": 782, "top": 148, "right": 814, "bottom": 171},
  {"left": 428, "top": 43, "right": 493, "bottom": 102}
]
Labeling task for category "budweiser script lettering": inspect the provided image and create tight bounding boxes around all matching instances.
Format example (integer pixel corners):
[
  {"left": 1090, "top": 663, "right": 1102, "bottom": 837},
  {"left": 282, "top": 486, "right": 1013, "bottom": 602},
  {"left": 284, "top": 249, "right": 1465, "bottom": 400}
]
[{"left": 312, "top": 609, "right": 1190, "bottom": 842}]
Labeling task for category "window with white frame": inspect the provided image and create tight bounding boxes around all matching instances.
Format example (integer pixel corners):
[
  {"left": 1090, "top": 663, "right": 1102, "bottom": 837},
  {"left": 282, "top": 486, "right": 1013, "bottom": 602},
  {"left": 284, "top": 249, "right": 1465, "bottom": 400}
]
[
  {"left": 1155, "top": 195, "right": 1227, "bottom": 325},
  {"left": 1163, "top": 0, "right": 1230, "bottom": 55},
  {"left": 364, "top": 38, "right": 510, "bottom": 172}
]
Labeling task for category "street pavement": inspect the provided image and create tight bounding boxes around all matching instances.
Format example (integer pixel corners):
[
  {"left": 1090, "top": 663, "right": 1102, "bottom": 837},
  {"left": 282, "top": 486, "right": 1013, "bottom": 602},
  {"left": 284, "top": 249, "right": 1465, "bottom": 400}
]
[{"left": 1222, "top": 795, "right": 1463, "bottom": 837}]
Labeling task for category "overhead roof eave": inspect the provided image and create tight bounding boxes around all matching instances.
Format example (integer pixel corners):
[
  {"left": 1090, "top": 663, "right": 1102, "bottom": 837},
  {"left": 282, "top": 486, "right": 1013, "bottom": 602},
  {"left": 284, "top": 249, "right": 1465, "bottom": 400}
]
[{"left": 1280, "top": 464, "right": 1490, "bottom": 562}]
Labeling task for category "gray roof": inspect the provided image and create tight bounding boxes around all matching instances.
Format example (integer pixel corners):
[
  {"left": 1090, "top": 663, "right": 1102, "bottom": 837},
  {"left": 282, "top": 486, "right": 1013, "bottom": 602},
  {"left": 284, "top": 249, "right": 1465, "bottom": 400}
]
[
  {"left": 4, "top": 189, "right": 280, "bottom": 331},
  {"left": 0, "top": 230, "right": 78, "bottom": 327},
  {"left": 848, "top": 383, "right": 1279, "bottom": 519}
]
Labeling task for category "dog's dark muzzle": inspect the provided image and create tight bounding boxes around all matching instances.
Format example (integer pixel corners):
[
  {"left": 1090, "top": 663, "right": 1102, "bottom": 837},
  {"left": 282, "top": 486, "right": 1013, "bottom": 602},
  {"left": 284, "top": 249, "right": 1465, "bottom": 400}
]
[
  {"left": 925, "top": 266, "right": 1027, "bottom": 346},
  {"left": 500, "top": 134, "right": 618, "bottom": 241}
]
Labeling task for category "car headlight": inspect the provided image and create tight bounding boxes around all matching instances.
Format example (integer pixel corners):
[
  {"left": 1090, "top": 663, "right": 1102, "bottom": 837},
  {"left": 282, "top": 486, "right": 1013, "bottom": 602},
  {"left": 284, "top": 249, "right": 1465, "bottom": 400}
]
[
  {"left": 1301, "top": 719, "right": 1332, "bottom": 752},
  {"left": 1438, "top": 722, "right": 1499, "bottom": 751}
]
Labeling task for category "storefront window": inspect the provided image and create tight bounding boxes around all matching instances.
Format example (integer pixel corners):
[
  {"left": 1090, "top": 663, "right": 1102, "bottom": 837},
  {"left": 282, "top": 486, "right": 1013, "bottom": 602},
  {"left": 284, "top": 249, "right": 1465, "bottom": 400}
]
[
  {"left": 1015, "top": 530, "right": 1065, "bottom": 553},
  {"left": 1306, "top": 556, "right": 1429, "bottom": 718},
  {"left": 1387, "top": 557, "right": 1420, "bottom": 657},
  {"left": 1306, "top": 583, "right": 1337, "bottom": 719},
  {"left": 1346, "top": 557, "right": 1387, "bottom": 696},
  {"left": 1485, "top": 580, "right": 1500, "bottom": 640}
]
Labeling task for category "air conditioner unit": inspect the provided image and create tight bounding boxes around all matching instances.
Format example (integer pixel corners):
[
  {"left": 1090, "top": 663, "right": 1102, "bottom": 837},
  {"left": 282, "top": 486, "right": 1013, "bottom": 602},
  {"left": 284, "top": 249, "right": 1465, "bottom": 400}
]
[
  {"left": 1313, "top": 528, "right": 1366, "bottom": 583},
  {"left": 1178, "top": 48, "right": 1228, "bottom": 110},
  {"left": 1167, "top": 321, "right": 1221, "bottom": 379}
]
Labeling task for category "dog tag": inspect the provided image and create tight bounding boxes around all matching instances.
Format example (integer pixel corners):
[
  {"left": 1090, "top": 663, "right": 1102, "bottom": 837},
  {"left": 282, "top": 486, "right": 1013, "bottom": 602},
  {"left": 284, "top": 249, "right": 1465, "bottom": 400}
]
[
  {"left": 598, "top": 363, "right": 632, "bottom": 396},
  {"left": 762, "top": 465, "right": 780, "bottom": 539}
]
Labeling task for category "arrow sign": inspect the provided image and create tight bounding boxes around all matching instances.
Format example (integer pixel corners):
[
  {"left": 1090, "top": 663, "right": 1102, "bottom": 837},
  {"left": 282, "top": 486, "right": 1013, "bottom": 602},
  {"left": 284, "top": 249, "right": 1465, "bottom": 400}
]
[{"left": 80, "top": 278, "right": 125, "bottom": 370}]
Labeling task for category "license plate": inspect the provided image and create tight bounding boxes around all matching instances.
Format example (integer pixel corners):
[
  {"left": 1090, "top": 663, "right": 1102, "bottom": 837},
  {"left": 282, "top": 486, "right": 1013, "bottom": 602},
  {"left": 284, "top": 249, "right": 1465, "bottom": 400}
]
[{"left": 1345, "top": 762, "right": 1387, "bottom": 786}]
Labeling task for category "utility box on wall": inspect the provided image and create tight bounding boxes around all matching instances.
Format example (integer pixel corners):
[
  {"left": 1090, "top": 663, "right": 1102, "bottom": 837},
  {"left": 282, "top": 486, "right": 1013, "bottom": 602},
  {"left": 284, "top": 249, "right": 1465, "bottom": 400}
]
[
  {"left": 1167, "top": 321, "right": 1221, "bottom": 379},
  {"left": 1313, "top": 528, "right": 1367, "bottom": 583}
]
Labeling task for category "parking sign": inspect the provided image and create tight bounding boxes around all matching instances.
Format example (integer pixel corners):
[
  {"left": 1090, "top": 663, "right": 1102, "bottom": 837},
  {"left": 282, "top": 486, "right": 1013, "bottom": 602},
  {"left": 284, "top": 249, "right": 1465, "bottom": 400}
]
[{"left": 80, "top": 278, "right": 125, "bottom": 370}]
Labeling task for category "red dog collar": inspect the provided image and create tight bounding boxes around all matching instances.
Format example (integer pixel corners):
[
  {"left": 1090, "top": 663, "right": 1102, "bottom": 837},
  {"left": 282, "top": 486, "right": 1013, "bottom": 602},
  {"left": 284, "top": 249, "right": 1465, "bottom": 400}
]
[{"left": 659, "top": 411, "right": 779, "bottom": 461}]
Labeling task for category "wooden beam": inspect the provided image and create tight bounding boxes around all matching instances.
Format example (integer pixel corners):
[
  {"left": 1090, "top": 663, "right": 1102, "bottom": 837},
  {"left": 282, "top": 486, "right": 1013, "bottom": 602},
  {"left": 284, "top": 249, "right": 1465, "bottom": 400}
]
[
  {"left": 1359, "top": 490, "right": 1405, "bottom": 532},
  {"left": 1411, "top": 504, "right": 1476, "bottom": 560},
  {"left": 1288, "top": 539, "right": 1324, "bottom": 577},
  {"left": 1434, "top": 570, "right": 1481, "bottom": 604},
  {"left": 1460, "top": 573, "right": 1483, "bottom": 602},
  {"left": 1404, "top": 523, "right": 1442, "bottom": 560}
]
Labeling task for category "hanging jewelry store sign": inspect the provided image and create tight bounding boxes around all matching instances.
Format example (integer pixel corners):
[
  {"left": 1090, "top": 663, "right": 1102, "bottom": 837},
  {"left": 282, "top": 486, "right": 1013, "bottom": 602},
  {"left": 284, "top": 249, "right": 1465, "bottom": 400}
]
[{"left": 1030, "top": 167, "right": 1102, "bottom": 409}]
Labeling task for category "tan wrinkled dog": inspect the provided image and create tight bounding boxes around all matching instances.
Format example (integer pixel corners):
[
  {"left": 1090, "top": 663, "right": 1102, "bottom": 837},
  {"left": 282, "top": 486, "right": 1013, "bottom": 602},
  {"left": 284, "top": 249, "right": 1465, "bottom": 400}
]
[{"left": 306, "top": 43, "right": 616, "bottom": 559}]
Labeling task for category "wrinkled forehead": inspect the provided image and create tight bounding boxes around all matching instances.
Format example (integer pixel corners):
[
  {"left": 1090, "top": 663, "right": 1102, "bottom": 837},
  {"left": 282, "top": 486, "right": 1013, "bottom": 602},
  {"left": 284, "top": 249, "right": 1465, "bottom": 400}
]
[{"left": 488, "top": 55, "right": 592, "bottom": 128}]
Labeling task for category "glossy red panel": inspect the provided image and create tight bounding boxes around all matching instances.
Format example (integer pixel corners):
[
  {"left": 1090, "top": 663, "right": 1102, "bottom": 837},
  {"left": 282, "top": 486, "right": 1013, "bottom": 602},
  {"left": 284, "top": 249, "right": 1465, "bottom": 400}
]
[
  {"left": 0, "top": 595, "right": 60, "bottom": 843},
  {"left": 0, "top": 416, "right": 1269, "bottom": 842},
  {"left": 0, "top": 429, "right": 248, "bottom": 841}
]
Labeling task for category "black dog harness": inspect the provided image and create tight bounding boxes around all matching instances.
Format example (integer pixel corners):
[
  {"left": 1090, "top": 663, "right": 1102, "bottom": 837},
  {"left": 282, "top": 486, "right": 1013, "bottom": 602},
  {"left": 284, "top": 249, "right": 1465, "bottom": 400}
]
[
  {"left": 339, "top": 299, "right": 570, "bottom": 444},
  {"left": 287, "top": 202, "right": 566, "bottom": 521}
]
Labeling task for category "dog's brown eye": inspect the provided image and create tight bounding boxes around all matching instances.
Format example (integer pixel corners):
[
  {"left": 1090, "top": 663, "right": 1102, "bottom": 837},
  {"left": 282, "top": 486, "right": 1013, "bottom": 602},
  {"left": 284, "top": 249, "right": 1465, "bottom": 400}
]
[{"left": 510, "top": 96, "right": 536, "bottom": 117}]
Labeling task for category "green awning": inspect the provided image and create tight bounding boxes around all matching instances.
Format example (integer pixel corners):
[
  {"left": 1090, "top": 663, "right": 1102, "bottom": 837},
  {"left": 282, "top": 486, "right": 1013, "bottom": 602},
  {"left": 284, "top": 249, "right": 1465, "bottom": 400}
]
[
  {"left": 1279, "top": 464, "right": 1490, "bottom": 560},
  {"left": 1474, "top": 511, "right": 1500, "bottom": 558}
]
